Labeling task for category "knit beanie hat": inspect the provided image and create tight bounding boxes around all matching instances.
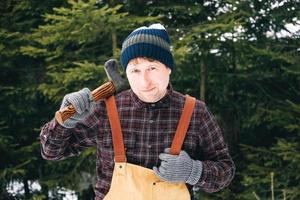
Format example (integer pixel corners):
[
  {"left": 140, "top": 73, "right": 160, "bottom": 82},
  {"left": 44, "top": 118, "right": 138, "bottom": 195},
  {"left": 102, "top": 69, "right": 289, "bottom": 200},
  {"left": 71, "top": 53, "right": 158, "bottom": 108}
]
[{"left": 120, "top": 23, "right": 174, "bottom": 70}]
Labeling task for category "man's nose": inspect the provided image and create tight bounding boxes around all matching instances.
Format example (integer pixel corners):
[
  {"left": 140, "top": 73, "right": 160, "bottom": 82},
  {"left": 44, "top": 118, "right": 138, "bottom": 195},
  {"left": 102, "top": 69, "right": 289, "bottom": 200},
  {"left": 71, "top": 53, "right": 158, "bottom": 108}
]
[{"left": 140, "top": 71, "right": 151, "bottom": 86}]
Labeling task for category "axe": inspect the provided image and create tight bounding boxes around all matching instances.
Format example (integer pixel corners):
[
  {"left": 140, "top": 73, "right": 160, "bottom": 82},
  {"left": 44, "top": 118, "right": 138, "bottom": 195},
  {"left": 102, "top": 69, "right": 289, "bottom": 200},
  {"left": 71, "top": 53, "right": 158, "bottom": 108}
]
[{"left": 55, "top": 59, "right": 126, "bottom": 124}]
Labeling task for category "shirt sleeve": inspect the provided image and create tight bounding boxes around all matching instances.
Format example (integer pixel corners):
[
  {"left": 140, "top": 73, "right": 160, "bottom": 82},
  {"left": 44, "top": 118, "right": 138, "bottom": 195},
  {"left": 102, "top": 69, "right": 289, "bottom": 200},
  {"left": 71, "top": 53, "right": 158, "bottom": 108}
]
[
  {"left": 40, "top": 109, "right": 100, "bottom": 161},
  {"left": 194, "top": 105, "right": 235, "bottom": 193}
]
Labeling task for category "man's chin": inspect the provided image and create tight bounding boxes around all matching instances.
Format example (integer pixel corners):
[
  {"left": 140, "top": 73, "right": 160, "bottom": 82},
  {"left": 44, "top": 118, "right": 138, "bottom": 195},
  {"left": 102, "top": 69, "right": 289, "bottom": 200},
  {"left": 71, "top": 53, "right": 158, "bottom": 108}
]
[{"left": 139, "top": 94, "right": 160, "bottom": 103}]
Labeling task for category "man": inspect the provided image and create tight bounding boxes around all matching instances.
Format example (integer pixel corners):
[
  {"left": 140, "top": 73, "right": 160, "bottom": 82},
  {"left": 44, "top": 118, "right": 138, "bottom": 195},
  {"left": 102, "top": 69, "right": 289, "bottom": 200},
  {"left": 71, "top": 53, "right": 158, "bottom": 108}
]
[{"left": 40, "top": 23, "right": 235, "bottom": 200}]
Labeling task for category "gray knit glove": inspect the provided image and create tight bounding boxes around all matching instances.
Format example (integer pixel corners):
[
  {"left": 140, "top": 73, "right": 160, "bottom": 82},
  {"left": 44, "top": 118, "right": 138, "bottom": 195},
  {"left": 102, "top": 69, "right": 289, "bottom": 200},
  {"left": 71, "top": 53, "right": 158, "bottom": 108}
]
[
  {"left": 153, "top": 148, "right": 203, "bottom": 185},
  {"left": 60, "top": 88, "right": 95, "bottom": 128}
]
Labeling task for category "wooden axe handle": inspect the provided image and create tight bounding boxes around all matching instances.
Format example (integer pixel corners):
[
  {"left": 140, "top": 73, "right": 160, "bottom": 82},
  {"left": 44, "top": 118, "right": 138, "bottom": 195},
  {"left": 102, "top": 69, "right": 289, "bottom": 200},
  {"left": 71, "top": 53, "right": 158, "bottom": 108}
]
[{"left": 55, "top": 81, "right": 116, "bottom": 124}]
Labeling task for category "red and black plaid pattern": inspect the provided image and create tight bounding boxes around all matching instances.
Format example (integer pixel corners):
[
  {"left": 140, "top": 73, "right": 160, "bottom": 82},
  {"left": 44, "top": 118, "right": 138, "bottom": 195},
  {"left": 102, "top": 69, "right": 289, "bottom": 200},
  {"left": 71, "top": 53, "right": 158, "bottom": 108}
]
[{"left": 40, "top": 88, "right": 235, "bottom": 199}]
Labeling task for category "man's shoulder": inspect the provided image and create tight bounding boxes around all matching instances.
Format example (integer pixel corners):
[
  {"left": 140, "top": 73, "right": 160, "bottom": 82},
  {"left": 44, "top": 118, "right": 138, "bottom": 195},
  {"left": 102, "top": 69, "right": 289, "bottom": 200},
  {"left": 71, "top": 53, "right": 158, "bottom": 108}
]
[
  {"left": 115, "top": 89, "right": 132, "bottom": 99},
  {"left": 171, "top": 90, "right": 206, "bottom": 109},
  {"left": 96, "top": 89, "right": 132, "bottom": 109},
  {"left": 114, "top": 89, "right": 133, "bottom": 106}
]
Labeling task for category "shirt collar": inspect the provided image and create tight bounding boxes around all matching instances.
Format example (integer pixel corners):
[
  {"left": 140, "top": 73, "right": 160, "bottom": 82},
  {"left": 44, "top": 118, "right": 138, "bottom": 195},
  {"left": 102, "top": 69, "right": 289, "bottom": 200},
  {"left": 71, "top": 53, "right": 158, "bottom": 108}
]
[{"left": 130, "top": 85, "right": 173, "bottom": 109}]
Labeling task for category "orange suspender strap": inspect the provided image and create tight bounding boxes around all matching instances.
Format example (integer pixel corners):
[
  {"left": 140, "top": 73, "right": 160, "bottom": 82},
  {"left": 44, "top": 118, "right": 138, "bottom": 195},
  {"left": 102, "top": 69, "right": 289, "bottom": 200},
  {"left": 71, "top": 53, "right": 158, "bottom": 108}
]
[
  {"left": 170, "top": 95, "right": 196, "bottom": 155},
  {"left": 105, "top": 95, "right": 126, "bottom": 162},
  {"left": 105, "top": 94, "right": 196, "bottom": 161}
]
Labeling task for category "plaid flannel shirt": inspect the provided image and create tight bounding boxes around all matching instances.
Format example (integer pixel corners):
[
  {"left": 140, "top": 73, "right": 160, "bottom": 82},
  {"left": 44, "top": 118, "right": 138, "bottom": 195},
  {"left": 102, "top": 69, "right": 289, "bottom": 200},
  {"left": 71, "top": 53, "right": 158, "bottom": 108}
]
[{"left": 40, "top": 88, "right": 235, "bottom": 199}]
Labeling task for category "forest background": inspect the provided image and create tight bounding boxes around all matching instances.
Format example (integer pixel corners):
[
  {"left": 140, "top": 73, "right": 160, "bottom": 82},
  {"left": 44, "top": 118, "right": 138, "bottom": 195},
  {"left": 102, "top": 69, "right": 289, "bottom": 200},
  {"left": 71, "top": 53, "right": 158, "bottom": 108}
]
[{"left": 1, "top": 0, "right": 299, "bottom": 199}]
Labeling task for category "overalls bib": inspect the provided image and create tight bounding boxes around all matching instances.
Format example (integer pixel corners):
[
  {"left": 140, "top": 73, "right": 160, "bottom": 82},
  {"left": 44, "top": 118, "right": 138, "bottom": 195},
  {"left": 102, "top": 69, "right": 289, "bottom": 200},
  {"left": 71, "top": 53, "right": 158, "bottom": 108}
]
[{"left": 103, "top": 95, "right": 196, "bottom": 200}]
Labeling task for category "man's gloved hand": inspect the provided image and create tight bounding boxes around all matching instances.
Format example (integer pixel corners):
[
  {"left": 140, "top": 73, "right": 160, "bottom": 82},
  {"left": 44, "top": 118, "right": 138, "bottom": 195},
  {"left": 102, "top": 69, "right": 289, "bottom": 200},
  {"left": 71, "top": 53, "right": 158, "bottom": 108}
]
[
  {"left": 59, "top": 88, "right": 95, "bottom": 128},
  {"left": 153, "top": 148, "right": 203, "bottom": 185}
]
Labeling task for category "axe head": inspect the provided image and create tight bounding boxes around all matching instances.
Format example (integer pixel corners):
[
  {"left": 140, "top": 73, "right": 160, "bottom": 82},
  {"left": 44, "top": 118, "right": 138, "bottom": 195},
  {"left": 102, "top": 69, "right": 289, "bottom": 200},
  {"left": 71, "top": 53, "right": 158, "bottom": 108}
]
[{"left": 104, "top": 59, "right": 127, "bottom": 92}]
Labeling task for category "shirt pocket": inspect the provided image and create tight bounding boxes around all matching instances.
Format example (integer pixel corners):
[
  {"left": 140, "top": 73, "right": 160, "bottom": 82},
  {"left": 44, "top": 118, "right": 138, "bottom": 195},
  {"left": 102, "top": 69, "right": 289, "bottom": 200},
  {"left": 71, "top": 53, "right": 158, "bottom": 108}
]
[{"left": 103, "top": 131, "right": 136, "bottom": 155}]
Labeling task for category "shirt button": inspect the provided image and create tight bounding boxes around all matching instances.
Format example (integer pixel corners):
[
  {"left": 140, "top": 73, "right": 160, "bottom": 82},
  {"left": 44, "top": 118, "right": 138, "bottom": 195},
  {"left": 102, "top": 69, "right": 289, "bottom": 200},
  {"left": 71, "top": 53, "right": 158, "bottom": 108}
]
[
  {"left": 151, "top": 104, "right": 155, "bottom": 107},
  {"left": 147, "top": 145, "right": 152, "bottom": 148},
  {"left": 149, "top": 120, "right": 154, "bottom": 123}
]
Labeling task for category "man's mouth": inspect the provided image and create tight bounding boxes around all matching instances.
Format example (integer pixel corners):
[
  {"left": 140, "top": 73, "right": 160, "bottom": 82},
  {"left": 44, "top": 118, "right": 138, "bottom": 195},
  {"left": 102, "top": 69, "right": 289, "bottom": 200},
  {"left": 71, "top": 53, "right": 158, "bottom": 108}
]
[{"left": 142, "top": 88, "right": 155, "bottom": 92}]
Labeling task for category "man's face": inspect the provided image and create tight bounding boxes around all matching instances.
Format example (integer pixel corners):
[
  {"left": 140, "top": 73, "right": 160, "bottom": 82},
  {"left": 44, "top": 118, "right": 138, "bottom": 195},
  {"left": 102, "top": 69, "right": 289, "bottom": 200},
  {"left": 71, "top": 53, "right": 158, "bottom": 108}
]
[{"left": 126, "top": 57, "right": 171, "bottom": 103}]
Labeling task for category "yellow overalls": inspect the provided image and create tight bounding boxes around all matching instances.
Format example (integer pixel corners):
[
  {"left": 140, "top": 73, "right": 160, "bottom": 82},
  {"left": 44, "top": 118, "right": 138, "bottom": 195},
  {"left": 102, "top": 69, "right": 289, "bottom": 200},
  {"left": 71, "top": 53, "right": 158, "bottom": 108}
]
[{"left": 103, "top": 95, "right": 196, "bottom": 200}]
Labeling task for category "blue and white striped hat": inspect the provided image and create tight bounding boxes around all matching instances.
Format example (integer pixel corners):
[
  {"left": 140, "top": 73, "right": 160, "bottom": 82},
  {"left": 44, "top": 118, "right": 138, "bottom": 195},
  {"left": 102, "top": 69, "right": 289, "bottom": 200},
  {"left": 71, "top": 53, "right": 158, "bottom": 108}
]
[{"left": 120, "top": 23, "right": 174, "bottom": 70}]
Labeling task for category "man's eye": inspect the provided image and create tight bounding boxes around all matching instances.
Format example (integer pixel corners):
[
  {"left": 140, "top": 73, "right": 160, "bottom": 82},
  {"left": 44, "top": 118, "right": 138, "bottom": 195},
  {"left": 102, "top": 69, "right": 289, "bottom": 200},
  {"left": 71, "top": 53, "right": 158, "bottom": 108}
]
[
  {"left": 131, "top": 69, "right": 140, "bottom": 73},
  {"left": 149, "top": 66, "right": 157, "bottom": 70}
]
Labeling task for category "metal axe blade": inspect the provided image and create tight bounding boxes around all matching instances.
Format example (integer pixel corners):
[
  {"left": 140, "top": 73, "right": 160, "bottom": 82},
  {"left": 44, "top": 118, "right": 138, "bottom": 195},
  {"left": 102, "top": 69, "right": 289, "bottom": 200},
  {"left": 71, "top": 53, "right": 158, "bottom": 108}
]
[{"left": 104, "top": 59, "right": 126, "bottom": 92}]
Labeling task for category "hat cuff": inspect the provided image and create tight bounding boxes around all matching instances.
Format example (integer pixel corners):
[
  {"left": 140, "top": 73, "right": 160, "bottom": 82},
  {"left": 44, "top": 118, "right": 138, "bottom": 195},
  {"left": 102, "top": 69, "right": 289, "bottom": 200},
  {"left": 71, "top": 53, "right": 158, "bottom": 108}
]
[{"left": 121, "top": 43, "right": 174, "bottom": 70}]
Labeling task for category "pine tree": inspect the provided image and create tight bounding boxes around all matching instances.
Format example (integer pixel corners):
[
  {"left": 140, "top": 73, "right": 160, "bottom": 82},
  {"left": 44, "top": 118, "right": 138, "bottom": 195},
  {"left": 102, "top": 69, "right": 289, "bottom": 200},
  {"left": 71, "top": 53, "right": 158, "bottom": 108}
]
[
  {"left": 0, "top": 0, "right": 66, "bottom": 198},
  {"left": 18, "top": 0, "right": 156, "bottom": 198}
]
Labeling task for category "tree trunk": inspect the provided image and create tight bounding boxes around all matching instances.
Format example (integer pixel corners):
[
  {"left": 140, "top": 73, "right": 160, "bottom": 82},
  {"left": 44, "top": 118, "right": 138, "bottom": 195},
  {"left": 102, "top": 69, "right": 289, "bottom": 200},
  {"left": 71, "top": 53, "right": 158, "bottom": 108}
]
[
  {"left": 200, "top": 57, "right": 206, "bottom": 102},
  {"left": 221, "top": 36, "right": 239, "bottom": 152},
  {"left": 112, "top": 31, "right": 117, "bottom": 58},
  {"left": 109, "top": 0, "right": 118, "bottom": 58},
  {"left": 23, "top": 179, "right": 30, "bottom": 198}
]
